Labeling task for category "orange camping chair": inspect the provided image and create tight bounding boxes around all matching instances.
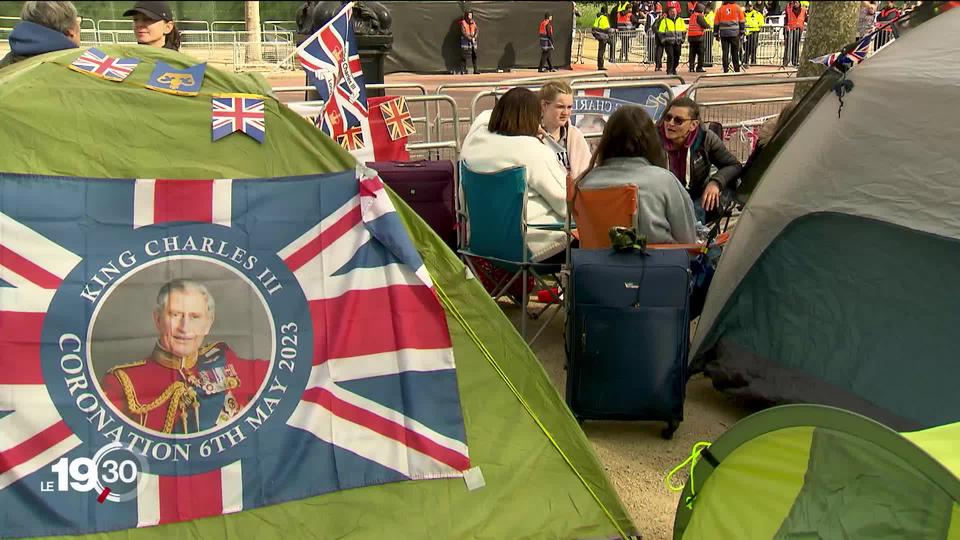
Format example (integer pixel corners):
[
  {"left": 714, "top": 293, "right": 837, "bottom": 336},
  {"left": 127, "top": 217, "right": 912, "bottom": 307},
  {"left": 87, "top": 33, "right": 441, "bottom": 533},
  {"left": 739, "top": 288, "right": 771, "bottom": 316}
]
[{"left": 571, "top": 183, "right": 639, "bottom": 249}]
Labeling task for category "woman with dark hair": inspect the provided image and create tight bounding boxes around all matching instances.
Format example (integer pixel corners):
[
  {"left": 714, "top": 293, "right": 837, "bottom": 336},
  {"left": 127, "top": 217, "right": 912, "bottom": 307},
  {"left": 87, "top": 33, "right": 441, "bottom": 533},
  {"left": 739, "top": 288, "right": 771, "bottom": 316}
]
[
  {"left": 578, "top": 106, "right": 697, "bottom": 244},
  {"left": 124, "top": 0, "right": 181, "bottom": 51},
  {"left": 461, "top": 87, "right": 568, "bottom": 261},
  {"left": 538, "top": 12, "right": 556, "bottom": 72},
  {"left": 657, "top": 96, "right": 742, "bottom": 223}
]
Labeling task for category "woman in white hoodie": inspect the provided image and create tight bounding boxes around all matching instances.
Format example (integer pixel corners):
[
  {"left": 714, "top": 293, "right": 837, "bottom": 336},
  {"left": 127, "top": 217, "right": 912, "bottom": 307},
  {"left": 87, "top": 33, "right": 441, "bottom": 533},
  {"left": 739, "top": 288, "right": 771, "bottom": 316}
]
[{"left": 461, "top": 87, "right": 568, "bottom": 261}]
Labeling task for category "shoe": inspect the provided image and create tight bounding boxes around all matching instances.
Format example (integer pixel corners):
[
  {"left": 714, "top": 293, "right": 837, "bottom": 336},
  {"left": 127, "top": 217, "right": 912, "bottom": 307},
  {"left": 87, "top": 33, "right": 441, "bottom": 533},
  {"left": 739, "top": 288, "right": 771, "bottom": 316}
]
[
  {"left": 655, "top": 67, "right": 663, "bottom": 71},
  {"left": 598, "top": 66, "right": 607, "bottom": 70},
  {"left": 549, "top": 68, "right": 558, "bottom": 72},
  {"left": 473, "top": 70, "right": 479, "bottom": 74},
  {"left": 538, "top": 68, "right": 546, "bottom": 72},
  {"left": 696, "top": 68, "right": 706, "bottom": 72}
]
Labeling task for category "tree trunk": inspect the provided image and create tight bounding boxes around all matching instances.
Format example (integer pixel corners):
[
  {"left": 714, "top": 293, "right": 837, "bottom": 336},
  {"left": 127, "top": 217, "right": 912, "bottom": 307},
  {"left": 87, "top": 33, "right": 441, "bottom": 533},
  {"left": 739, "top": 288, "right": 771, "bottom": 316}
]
[
  {"left": 793, "top": 1, "right": 861, "bottom": 99},
  {"left": 245, "top": 1, "right": 262, "bottom": 63}
]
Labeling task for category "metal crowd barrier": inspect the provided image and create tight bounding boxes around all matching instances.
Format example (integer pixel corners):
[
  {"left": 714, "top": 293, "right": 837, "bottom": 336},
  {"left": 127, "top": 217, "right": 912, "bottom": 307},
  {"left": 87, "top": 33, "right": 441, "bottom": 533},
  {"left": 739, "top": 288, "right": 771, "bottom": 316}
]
[
  {"left": 685, "top": 76, "right": 817, "bottom": 102},
  {"left": 277, "top": 90, "right": 459, "bottom": 163},
  {"left": 687, "top": 77, "right": 817, "bottom": 161},
  {"left": 469, "top": 80, "right": 677, "bottom": 126},
  {"left": 577, "top": 24, "right": 809, "bottom": 69}
]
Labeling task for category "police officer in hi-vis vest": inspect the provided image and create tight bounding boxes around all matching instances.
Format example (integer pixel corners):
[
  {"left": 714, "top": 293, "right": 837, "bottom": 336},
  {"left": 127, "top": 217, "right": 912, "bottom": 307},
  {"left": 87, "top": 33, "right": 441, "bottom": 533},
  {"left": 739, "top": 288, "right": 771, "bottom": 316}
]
[{"left": 743, "top": 2, "right": 764, "bottom": 68}]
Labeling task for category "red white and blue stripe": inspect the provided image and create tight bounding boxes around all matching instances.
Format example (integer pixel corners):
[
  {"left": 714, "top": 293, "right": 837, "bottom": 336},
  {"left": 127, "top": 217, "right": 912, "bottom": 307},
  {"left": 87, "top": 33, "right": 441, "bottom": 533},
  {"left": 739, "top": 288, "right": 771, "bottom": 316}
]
[
  {"left": 211, "top": 96, "right": 266, "bottom": 143},
  {"left": 68, "top": 47, "right": 139, "bottom": 82}
]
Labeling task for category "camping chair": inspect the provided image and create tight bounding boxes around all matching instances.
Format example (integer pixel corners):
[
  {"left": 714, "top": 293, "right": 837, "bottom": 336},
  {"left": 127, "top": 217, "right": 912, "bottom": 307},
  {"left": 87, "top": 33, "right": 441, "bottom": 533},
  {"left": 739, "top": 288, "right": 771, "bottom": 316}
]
[
  {"left": 571, "top": 183, "right": 640, "bottom": 249},
  {"left": 458, "top": 162, "right": 563, "bottom": 344}
]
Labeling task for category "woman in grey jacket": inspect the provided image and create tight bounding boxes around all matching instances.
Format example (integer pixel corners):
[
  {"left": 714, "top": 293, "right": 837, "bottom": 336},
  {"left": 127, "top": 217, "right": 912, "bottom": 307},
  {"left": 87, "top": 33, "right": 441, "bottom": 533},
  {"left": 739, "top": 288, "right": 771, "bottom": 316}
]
[{"left": 577, "top": 105, "right": 698, "bottom": 244}]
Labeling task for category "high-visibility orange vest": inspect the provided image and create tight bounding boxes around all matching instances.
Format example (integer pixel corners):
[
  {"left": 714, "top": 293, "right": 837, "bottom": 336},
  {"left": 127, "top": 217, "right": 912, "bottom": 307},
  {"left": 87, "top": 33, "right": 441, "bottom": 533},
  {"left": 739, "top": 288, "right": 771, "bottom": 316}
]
[
  {"left": 617, "top": 1, "right": 632, "bottom": 25},
  {"left": 786, "top": 6, "right": 806, "bottom": 30},
  {"left": 538, "top": 19, "right": 552, "bottom": 37},
  {"left": 715, "top": 3, "right": 744, "bottom": 37},
  {"left": 688, "top": 13, "right": 705, "bottom": 37}
]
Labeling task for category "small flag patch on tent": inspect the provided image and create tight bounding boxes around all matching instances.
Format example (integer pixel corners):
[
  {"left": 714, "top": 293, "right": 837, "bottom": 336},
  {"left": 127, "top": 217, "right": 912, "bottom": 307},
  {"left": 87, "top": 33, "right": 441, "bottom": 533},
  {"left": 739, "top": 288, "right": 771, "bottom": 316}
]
[
  {"left": 146, "top": 61, "right": 206, "bottom": 96},
  {"left": 68, "top": 47, "right": 139, "bottom": 81},
  {"left": 212, "top": 94, "right": 266, "bottom": 143},
  {"left": 379, "top": 97, "right": 415, "bottom": 141}
]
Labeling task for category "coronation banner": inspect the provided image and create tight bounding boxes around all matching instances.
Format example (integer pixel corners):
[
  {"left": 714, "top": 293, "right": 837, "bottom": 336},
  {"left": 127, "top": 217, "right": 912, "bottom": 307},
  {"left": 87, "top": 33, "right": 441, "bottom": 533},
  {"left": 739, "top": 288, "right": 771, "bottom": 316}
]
[{"left": 0, "top": 170, "right": 468, "bottom": 537}]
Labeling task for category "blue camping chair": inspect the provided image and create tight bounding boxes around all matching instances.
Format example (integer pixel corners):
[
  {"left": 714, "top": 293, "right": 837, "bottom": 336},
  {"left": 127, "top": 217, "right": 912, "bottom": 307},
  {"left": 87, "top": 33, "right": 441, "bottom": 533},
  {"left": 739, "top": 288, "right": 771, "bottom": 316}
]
[{"left": 458, "top": 162, "right": 563, "bottom": 344}]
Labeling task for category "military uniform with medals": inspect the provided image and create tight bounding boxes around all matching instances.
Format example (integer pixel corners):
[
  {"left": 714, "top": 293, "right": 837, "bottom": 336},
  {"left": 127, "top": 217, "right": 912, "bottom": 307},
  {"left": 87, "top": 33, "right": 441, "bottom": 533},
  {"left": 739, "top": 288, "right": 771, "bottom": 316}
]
[{"left": 104, "top": 342, "right": 269, "bottom": 434}]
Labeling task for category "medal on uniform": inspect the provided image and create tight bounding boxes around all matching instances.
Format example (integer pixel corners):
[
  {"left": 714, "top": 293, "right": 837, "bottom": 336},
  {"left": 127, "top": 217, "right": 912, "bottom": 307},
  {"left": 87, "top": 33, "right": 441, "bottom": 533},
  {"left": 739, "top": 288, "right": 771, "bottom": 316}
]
[{"left": 198, "top": 365, "right": 237, "bottom": 395}]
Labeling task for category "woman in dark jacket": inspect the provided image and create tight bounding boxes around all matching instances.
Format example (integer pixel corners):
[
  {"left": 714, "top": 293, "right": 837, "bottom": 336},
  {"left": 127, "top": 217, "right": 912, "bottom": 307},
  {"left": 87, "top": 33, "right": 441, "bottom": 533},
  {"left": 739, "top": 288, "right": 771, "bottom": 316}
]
[{"left": 657, "top": 96, "right": 742, "bottom": 222}]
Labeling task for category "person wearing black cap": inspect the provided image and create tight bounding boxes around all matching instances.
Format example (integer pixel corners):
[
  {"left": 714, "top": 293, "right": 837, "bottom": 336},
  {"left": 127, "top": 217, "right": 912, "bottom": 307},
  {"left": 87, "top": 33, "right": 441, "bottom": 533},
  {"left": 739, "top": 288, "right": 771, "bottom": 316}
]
[{"left": 124, "top": 1, "right": 180, "bottom": 51}]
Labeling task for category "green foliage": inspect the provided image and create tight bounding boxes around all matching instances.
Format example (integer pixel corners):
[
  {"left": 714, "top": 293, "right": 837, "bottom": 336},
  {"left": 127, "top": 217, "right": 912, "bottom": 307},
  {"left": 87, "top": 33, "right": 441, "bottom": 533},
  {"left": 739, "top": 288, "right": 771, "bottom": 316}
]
[{"left": 576, "top": 1, "right": 609, "bottom": 29}]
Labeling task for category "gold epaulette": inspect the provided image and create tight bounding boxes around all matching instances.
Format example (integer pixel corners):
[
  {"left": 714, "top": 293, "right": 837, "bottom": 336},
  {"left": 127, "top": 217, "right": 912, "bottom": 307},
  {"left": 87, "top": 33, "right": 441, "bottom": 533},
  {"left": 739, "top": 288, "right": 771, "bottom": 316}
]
[
  {"left": 199, "top": 342, "right": 223, "bottom": 355},
  {"left": 107, "top": 360, "right": 146, "bottom": 373},
  {"left": 110, "top": 367, "right": 188, "bottom": 433}
]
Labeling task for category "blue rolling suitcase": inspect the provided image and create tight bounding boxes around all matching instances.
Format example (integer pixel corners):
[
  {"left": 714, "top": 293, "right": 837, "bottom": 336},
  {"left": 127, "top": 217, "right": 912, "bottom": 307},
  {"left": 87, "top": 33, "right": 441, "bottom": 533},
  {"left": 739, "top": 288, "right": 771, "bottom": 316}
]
[{"left": 565, "top": 248, "right": 691, "bottom": 438}]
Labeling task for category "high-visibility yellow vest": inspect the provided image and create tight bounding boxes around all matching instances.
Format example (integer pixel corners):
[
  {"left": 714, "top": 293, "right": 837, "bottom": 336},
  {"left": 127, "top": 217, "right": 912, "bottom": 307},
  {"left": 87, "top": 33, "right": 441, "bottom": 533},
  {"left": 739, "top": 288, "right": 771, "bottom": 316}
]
[
  {"left": 704, "top": 11, "right": 716, "bottom": 28},
  {"left": 745, "top": 10, "right": 764, "bottom": 34},
  {"left": 657, "top": 16, "right": 687, "bottom": 44},
  {"left": 593, "top": 14, "right": 610, "bottom": 30}
]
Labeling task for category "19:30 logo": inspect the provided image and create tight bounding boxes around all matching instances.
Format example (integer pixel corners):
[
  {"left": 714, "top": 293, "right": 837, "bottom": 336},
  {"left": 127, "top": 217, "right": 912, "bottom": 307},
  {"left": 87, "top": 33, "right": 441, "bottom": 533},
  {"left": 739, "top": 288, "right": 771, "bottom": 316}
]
[{"left": 45, "top": 443, "right": 148, "bottom": 502}]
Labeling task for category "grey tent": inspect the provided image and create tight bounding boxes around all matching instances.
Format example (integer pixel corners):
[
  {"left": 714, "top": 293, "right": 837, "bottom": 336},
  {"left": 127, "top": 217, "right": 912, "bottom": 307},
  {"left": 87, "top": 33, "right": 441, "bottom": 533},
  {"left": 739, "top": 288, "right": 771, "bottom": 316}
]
[{"left": 691, "top": 7, "right": 960, "bottom": 431}]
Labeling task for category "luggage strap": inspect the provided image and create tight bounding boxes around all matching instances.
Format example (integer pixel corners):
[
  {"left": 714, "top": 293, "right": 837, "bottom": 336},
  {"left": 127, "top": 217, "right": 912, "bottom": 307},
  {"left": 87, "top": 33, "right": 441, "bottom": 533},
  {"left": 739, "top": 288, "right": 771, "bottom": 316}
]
[{"left": 664, "top": 441, "right": 719, "bottom": 509}]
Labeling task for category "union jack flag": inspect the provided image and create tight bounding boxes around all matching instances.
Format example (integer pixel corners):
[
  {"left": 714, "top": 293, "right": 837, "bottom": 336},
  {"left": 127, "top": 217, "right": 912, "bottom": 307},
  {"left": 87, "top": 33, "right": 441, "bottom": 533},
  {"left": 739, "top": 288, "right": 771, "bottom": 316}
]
[
  {"left": 810, "top": 34, "right": 873, "bottom": 68},
  {"left": 68, "top": 47, "right": 139, "bottom": 82},
  {"left": 296, "top": 2, "right": 369, "bottom": 153},
  {"left": 0, "top": 170, "right": 468, "bottom": 536},
  {"left": 336, "top": 125, "right": 365, "bottom": 151},
  {"left": 211, "top": 95, "right": 266, "bottom": 143},
  {"left": 379, "top": 97, "right": 416, "bottom": 141}
]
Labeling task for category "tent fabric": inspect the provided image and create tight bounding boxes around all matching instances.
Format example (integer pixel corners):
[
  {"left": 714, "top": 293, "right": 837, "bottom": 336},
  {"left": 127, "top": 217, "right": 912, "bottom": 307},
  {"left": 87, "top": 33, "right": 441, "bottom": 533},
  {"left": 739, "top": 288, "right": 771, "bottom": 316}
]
[
  {"left": 0, "top": 46, "right": 634, "bottom": 539},
  {"left": 690, "top": 9, "right": 960, "bottom": 428},
  {"left": 673, "top": 405, "right": 960, "bottom": 540}
]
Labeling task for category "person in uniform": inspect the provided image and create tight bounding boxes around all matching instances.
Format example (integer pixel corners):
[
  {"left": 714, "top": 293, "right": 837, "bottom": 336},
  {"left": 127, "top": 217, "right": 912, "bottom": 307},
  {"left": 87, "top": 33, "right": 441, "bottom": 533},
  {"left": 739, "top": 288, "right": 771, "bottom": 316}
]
[{"left": 104, "top": 279, "right": 269, "bottom": 434}]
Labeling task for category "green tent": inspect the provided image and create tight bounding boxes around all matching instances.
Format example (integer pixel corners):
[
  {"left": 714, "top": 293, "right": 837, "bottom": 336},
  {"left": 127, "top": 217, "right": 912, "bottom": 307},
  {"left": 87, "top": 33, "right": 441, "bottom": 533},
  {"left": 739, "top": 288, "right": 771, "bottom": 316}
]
[
  {"left": 673, "top": 405, "right": 960, "bottom": 539},
  {"left": 0, "top": 45, "right": 635, "bottom": 539}
]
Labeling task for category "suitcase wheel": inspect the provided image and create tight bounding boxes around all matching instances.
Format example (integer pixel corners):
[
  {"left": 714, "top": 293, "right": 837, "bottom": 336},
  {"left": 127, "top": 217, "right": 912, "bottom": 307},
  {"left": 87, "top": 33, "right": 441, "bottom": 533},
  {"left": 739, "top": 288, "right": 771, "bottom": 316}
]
[{"left": 661, "top": 420, "right": 680, "bottom": 440}]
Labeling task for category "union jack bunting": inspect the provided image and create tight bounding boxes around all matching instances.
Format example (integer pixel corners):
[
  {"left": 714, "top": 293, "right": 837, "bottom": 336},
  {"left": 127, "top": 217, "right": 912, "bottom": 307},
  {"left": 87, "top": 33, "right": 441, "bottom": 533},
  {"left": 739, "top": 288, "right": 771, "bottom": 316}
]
[
  {"left": 68, "top": 47, "right": 139, "bottom": 82},
  {"left": 211, "top": 95, "right": 266, "bottom": 143},
  {"left": 379, "top": 97, "right": 416, "bottom": 141},
  {"left": 0, "top": 170, "right": 468, "bottom": 537},
  {"left": 296, "top": 2, "right": 371, "bottom": 154},
  {"left": 336, "top": 125, "right": 365, "bottom": 151},
  {"left": 810, "top": 34, "right": 873, "bottom": 68}
]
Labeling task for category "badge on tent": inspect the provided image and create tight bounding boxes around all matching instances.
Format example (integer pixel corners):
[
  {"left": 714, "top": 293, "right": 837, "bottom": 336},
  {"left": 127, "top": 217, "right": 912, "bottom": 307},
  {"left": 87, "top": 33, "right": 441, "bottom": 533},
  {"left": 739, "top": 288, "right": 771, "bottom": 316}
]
[
  {"left": 211, "top": 93, "right": 266, "bottom": 143},
  {"left": 145, "top": 61, "right": 206, "bottom": 96},
  {"left": 68, "top": 47, "right": 139, "bottom": 82}
]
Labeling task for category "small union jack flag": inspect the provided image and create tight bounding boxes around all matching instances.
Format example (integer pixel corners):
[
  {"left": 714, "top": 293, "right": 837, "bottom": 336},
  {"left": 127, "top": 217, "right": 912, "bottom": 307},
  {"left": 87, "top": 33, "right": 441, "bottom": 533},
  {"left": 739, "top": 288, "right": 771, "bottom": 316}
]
[
  {"left": 336, "top": 125, "right": 364, "bottom": 151},
  {"left": 379, "top": 97, "right": 415, "bottom": 141},
  {"left": 211, "top": 95, "right": 265, "bottom": 143},
  {"left": 810, "top": 34, "right": 873, "bottom": 68},
  {"left": 68, "top": 47, "right": 139, "bottom": 82}
]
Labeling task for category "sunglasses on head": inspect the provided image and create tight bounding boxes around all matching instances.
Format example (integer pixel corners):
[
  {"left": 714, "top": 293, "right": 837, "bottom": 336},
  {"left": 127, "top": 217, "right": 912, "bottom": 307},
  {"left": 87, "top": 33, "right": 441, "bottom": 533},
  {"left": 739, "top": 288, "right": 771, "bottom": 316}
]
[{"left": 664, "top": 113, "right": 693, "bottom": 125}]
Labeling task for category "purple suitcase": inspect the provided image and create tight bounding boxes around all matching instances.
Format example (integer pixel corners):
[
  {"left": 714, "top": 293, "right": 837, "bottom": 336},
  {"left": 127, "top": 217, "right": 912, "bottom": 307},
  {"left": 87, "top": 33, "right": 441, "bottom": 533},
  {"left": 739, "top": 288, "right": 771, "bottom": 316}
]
[{"left": 367, "top": 160, "right": 457, "bottom": 249}]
